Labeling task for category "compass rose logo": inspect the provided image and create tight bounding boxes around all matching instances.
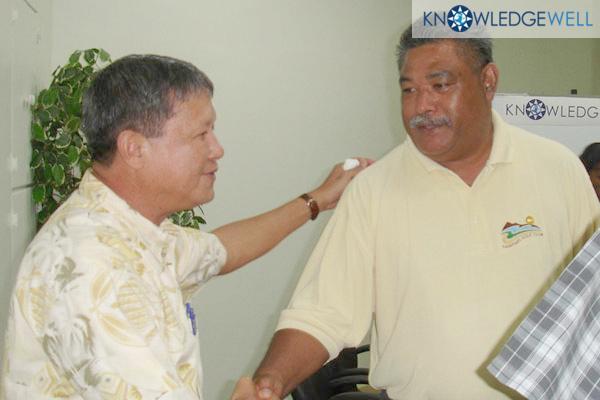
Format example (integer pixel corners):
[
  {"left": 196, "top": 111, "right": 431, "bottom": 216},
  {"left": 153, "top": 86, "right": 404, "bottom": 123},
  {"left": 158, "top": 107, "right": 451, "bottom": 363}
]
[
  {"left": 448, "top": 5, "right": 473, "bottom": 32},
  {"left": 526, "top": 99, "right": 547, "bottom": 120}
]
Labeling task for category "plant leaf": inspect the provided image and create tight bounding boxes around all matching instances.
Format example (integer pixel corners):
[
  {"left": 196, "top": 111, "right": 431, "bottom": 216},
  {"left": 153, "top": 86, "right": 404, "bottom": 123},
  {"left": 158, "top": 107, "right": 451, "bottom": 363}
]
[
  {"left": 72, "top": 134, "right": 83, "bottom": 147},
  {"left": 32, "top": 185, "right": 46, "bottom": 203},
  {"left": 57, "top": 153, "right": 71, "bottom": 168},
  {"left": 170, "top": 213, "right": 181, "bottom": 225},
  {"left": 54, "top": 132, "right": 71, "bottom": 149},
  {"left": 37, "top": 205, "right": 51, "bottom": 226},
  {"left": 83, "top": 49, "right": 96, "bottom": 65},
  {"left": 68, "top": 51, "right": 82, "bottom": 64},
  {"left": 51, "top": 164, "right": 65, "bottom": 186},
  {"left": 65, "top": 117, "right": 80, "bottom": 133},
  {"left": 67, "top": 145, "right": 80, "bottom": 165},
  {"left": 79, "top": 157, "right": 92, "bottom": 174},
  {"left": 36, "top": 89, "right": 47, "bottom": 102},
  {"left": 43, "top": 162, "right": 53, "bottom": 183},
  {"left": 31, "top": 123, "right": 46, "bottom": 141},
  {"left": 47, "top": 105, "right": 61, "bottom": 119},
  {"left": 30, "top": 149, "right": 43, "bottom": 169},
  {"left": 98, "top": 49, "right": 110, "bottom": 62},
  {"left": 180, "top": 211, "right": 193, "bottom": 226},
  {"left": 61, "top": 67, "right": 78, "bottom": 82},
  {"left": 65, "top": 96, "right": 81, "bottom": 115},
  {"left": 41, "top": 88, "right": 59, "bottom": 106},
  {"left": 193, "top": 215, "right": 206, "bottom": 225},
  {"left": 37, "top": 110, "right": 51, "bottom": 125}
]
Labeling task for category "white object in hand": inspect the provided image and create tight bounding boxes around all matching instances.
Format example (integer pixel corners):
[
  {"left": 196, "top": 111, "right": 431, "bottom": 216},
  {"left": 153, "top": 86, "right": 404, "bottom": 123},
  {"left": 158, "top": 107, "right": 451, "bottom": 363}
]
[{"left": 343, "top": 158, "right": 360, "bottom": 171}]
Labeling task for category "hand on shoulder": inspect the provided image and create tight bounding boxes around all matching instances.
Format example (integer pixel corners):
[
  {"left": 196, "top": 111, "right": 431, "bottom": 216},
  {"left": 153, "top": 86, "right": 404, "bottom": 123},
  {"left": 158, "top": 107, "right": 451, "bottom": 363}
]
[{"left": 310, "top": 157, "right": 374, "bottom": 210}]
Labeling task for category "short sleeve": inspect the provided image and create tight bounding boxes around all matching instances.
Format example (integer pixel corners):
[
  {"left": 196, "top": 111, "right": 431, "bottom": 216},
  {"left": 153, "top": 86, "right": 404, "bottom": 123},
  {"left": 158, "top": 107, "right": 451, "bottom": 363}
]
[
  {"left": 276, "top": 177, "right": 376, "bottom": 360},
  {"left": 165, "top": 224, "right": 228, "bottom": 300}
]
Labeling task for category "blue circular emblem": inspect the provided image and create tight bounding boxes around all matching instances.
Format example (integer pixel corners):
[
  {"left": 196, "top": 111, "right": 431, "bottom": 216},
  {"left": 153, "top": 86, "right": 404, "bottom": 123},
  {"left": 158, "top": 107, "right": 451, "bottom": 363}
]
[
  {"left": 526, "top": 99, "right": 547, "bottom": 120},
  {"left": 448, "top": 5, "right": 473, "bottom": 32}
]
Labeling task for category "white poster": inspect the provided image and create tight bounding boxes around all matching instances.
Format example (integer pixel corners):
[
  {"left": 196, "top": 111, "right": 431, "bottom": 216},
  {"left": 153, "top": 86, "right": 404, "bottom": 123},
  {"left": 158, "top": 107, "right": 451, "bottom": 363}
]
[{"left": 492, "top": 94, "right": 600, "bottom": 155}]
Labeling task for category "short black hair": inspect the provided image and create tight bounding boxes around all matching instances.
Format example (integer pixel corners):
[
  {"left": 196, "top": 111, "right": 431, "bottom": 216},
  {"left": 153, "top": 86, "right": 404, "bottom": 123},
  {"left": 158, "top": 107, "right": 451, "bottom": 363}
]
[
  {"left": 580, "top": 143, "right": 600, "bottom": 171},
  {"left": 82, "top": 54, "right": 214, "bottom": 164}
]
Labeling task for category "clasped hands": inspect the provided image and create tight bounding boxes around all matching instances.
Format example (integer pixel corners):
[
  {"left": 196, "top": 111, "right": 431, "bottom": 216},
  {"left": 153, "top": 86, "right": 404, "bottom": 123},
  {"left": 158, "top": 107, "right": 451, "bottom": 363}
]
[{"left": 230, "top": 376, "right": 282, "bottom": 400}]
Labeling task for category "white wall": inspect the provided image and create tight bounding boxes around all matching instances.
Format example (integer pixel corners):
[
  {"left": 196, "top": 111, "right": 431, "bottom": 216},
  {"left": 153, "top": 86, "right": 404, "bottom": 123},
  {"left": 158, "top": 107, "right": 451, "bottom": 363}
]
[
  {"left": 0, "top": 1, "right": 11, "bottom": 365},
  {"left": 0, "top": 0, "right": 51, "bottom": 367},
  {"left": 495, "top": 38, "right": 599, "bottom": 96},
  {"left": 49, "top": 1, "right": 408, "bottom": 399}
]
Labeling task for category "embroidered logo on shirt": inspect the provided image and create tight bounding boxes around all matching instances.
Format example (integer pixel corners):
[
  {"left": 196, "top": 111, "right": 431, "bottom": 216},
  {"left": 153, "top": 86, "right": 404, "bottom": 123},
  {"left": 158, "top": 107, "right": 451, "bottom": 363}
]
[{"left": 501, "top": 216, "right": 543, "bottom": 247}]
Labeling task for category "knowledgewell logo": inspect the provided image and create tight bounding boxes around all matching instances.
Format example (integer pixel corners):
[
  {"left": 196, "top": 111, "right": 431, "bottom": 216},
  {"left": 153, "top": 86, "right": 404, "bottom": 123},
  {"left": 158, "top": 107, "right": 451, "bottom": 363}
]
[
  {"left": 526, "top": 99, "right": 546, "bottom": 121},
  {"left": 447, "top": 5, "right": 473, "bottom": 32},
  {"left": 412, "top": 0, "right": 600, "bottom": 38},
  {"left": 502, "top": 97, "right": 600, "bottom": 123}
]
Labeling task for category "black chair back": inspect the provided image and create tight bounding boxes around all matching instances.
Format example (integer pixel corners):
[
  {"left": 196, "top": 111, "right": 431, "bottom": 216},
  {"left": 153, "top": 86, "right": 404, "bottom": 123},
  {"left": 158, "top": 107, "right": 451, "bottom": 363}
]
[{"left": 291, "top": 345, "right": 381, "bottom": 400}]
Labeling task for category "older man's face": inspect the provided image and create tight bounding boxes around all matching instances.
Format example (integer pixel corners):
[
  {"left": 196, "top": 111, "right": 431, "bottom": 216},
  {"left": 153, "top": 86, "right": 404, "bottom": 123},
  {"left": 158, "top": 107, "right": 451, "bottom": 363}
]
[
  {"left": 400, "top": 40, "right": 495, "bottom": 166},
  {"left": 145, "top": 91, "right": 224, "bottom": 213}
]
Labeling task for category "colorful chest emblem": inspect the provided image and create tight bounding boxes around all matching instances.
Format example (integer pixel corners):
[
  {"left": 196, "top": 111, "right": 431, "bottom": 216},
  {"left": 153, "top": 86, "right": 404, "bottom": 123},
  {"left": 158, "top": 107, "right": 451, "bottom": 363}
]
[{"left": 501, "top": 216, "right": 543, "bottom": 247}]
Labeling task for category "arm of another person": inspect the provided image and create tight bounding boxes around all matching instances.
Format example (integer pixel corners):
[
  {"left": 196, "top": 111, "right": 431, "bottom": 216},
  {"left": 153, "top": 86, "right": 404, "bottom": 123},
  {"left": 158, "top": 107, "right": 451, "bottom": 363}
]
[
  {"left": 213, "top": 158, "right": 373, "bottom": 275},
  {"left": 257, "top": 329, "right": 329, "bottom": 398},
  {"left": 230, "top": 329, "right": 327, "bottom": 400},
  {"left": 231, "top": 169, "right": 379, "bottom": 399}
]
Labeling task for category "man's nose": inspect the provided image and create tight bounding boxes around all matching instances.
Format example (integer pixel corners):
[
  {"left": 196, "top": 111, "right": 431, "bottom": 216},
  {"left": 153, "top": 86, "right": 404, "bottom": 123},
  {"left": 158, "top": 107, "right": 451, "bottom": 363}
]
[
  {"left": 415, "top": 89, "right": 436, "bottom": 115},
  {"left": 210, "top": 134, "right": 225, "bottom": 160}
]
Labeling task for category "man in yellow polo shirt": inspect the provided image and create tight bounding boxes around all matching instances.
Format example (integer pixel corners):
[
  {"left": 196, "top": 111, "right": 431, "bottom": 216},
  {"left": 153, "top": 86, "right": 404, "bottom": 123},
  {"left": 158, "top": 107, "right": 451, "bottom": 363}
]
[{"left": 232, "top": 26, "right": 600, "bottom": 400}]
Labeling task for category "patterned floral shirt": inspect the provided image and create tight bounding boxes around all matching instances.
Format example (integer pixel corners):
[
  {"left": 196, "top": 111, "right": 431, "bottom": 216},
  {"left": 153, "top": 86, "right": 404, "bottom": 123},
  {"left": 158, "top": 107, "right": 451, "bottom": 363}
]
[{"left": 1, "top": 171, "right": 226, "bottom": 399}]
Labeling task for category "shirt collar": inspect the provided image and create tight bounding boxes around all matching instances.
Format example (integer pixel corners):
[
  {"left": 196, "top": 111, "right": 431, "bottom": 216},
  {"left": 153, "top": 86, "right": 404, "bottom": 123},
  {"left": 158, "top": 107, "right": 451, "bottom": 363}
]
[
  {"left": 407, "top": 109, "right": 514, "bottom": 172},
  {"left": 78, "top": 170, "right": 172, "bottom": 243}
]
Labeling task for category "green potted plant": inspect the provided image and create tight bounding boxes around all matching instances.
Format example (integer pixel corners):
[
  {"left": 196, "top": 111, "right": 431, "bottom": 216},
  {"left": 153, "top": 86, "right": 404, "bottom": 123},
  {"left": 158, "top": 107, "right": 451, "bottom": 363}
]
[{"left": 30, "top": 49, "right": 205, "bottom": 229}]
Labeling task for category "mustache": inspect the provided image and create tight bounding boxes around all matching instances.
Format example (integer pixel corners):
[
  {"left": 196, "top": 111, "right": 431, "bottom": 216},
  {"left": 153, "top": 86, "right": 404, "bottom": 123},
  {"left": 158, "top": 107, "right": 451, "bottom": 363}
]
[{"left": 409, "top": 114, "right": 451, "bottom": 129}]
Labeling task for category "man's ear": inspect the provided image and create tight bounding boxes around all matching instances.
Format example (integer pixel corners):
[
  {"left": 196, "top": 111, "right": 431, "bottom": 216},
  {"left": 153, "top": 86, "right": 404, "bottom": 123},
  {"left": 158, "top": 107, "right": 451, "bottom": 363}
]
[
  {"left": 481, "top": 63, "right": 499, "bottom": 101},
  {"left": 115, "top": 130, "right": 147, "bottom": 169}
]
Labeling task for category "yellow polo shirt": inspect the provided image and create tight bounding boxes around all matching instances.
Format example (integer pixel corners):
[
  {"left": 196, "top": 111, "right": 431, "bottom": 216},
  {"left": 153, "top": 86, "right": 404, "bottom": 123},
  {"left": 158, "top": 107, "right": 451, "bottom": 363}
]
[{"left": 277, "top": 112, "right": 600, "bottom": 400}]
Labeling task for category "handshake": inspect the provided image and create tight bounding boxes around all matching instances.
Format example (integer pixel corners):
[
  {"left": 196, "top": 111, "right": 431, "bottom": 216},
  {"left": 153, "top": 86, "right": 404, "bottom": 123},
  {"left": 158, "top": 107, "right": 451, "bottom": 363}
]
[{"left": 231, "top": 377, "right": 281, "bottom": 400}]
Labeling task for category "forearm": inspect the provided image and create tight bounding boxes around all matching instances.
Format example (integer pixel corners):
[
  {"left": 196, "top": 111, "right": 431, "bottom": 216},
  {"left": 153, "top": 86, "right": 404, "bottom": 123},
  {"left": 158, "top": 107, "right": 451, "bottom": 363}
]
[
  {"left": 213, "top": 159, "right": 372, "bottom": 275},
  {"left": 213, "top": 196, "right": 312, "bottom": 274},
  {"left": 254, "top": 329, "right": 329, "bottom": 397}
]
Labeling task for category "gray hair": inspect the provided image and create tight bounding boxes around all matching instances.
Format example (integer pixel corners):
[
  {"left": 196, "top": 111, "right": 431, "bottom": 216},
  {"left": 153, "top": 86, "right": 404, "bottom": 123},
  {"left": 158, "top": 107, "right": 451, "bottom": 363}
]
[
  {"left": 396, "top": 23, "right": 493, "bottom": 73},
  {"left": 82, "top": 54, "right": 214, "bottom": 164}
]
